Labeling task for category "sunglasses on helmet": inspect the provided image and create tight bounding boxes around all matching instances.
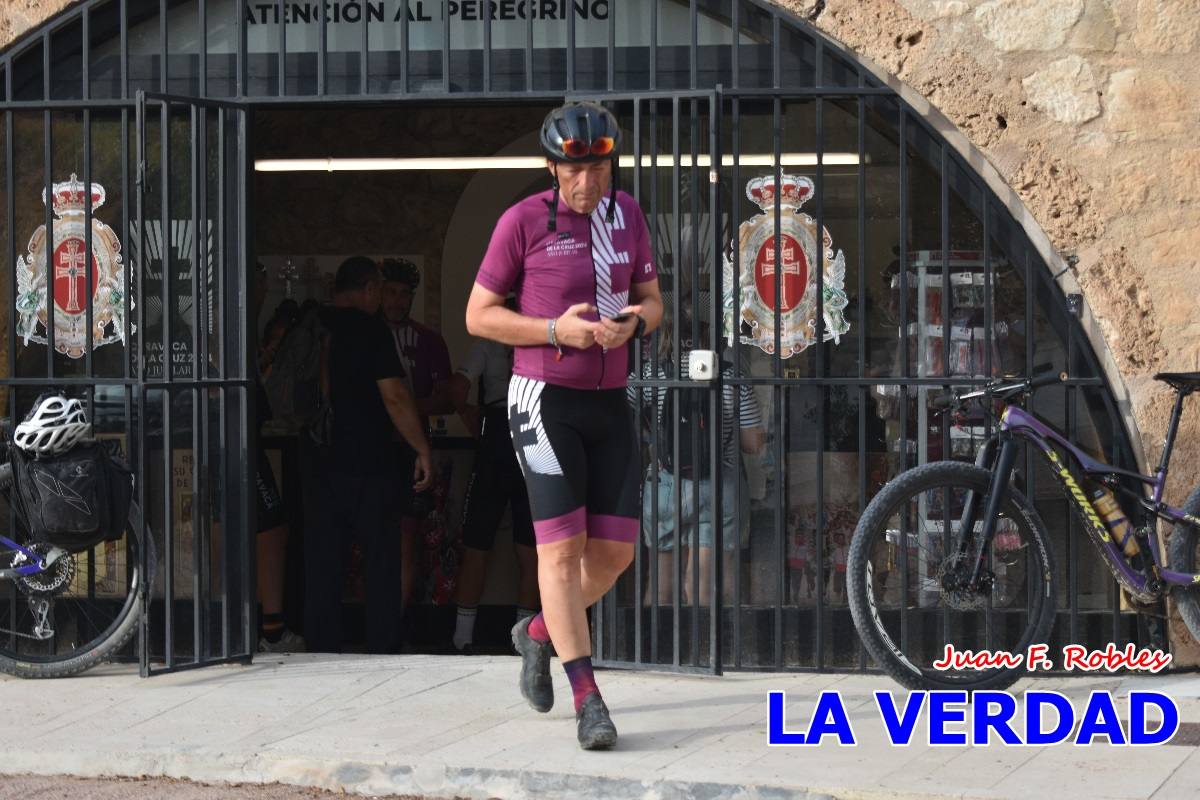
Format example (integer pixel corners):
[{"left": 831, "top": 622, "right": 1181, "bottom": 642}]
[{"left": 561, "top": 136, "right": 615, "bottom": 159}]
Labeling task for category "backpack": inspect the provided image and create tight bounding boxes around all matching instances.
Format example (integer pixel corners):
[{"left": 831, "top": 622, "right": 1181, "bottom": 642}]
[
  {"left": 262, "top": 305, "right": 323, "bottom": 421},
  {"left": 8, "top": 440, "right": 134, "bottom": 553},
  {"left": 263, "top": 305, "right": 332, "bottom": 444}
]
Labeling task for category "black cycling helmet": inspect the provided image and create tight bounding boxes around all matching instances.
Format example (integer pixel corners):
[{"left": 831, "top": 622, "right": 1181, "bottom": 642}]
[
  {"left": 380, "top": 257, "right": 421, "bottom": 289},
  {"left": 539, "top": 101, "right": 622, "bottom": 230}
]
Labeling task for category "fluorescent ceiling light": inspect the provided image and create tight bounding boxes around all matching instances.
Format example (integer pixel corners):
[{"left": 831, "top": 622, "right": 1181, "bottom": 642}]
[{"left": 254, "top": 153, "right": 861, "bottom": 172}]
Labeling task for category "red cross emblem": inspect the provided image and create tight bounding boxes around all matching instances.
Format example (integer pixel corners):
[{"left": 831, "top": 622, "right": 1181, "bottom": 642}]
[
  {"left": 52, "top": 238, "right": 98, "bottom": 314},
  {"left": 754, "top": 234, "right": 808, "bottom": 313}
]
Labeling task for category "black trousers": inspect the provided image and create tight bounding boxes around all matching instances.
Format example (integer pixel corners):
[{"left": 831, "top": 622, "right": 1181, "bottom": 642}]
[{"left": 302, "top": 451, "right": 404, "bottom": 654}]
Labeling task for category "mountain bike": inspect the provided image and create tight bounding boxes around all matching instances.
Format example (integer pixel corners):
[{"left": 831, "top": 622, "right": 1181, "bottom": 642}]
[
  {"left": 0, "top": 441, "right": 153, "bottom": 678},
  {"left": 847, "top": 370, "right": 1200, "bottom": 691}
]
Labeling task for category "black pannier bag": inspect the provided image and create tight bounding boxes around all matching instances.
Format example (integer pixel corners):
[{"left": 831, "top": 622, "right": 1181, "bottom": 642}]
[{"left": 7, "top": 441, "right": 134, "bottom": 553}]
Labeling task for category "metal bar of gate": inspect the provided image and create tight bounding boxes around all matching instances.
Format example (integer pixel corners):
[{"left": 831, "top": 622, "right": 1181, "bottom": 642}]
[
  {"left": 629, "top": 98, "right": 642, "bottom": 664},
  {"left": 190, "top": 105, "right": 204, "bottom": 661},
  {"left": 159, "top": 96, "right": 174, "bottom": 667},
  {"left": 897, "top": 108, "right": 910, "bottom": 658},
  {"left": 240, "top": 106, "right": 255, "bottom": 660},
  {"left": 134, "top": 90, "right": 150, "bottom": 675},
  {"left": 708, "top": 89, "right": 723, "bottom": 674},
  {"left": 217, "top": 106, "right": 229, "bottom": 661},
  {"left": 856, "top": 94, "right": 868, "bottom": 672},
  {"left": 814, "top": 93, "right": 826, "bottom": 671},
  {"left": 730, "top": 94, "right": 742, "bottom": 669}
]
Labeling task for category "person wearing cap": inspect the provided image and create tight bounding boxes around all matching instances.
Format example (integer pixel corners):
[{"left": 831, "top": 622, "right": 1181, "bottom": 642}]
[
  {"left": 378, "top": 257, "right": 455, "bottom": 638},
  {"left": 465, "top": 101, "right": 663, "bottom": 750}
]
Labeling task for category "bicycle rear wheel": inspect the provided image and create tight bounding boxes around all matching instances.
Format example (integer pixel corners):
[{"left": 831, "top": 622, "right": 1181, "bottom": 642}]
[
  {"left": 847, "top": 462, "right": 1057, "bottom": 691},
  {"left": 0, "top": 506, "right": 149, "bottom": 678}
]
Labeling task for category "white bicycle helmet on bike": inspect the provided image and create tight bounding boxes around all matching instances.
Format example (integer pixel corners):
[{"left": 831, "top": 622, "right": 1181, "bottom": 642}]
[{"left": 13, "top": 394, "right": 91, "bottom": 456}]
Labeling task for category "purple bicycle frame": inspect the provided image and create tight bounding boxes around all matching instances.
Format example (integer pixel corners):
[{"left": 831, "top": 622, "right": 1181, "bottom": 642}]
[
  {"left": 0, "top": 533, "right": 51, "bottom": 580},
  {"left": 1001, "top": 405, "right": 1200, "bottom": 592}
]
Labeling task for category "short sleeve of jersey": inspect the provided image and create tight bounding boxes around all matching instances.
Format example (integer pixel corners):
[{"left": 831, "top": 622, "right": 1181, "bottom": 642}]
[
  {"left": 476, "top": 205, "right": 525, "bottom": 296},
  {"left": 629, "top": 206, "right": 657, "bottom": 284},
  {"left": 371, "top": 318, "right": 405, "bottom": 382},
  {"left": 457, "top": 341, "right": 487, "bottom": 382}
]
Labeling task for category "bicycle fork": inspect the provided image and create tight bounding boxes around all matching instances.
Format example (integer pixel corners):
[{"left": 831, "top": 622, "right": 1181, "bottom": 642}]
[{"left": 956, "top": 433, "right": 1018, "bottom": 589}]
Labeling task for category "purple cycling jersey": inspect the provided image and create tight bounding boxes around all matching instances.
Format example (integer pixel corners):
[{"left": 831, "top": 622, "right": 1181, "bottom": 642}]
[{"left": 475, "top": 190, "right": 656, "bottom": 390}]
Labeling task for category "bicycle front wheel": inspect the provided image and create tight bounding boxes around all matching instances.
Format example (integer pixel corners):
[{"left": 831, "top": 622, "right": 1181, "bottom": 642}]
[
  {"left": 848, "top": 462, "right": 1057, "bottom": 691},
  {"left": 0, "top": 507, "right": 148, "bottom": 678}
]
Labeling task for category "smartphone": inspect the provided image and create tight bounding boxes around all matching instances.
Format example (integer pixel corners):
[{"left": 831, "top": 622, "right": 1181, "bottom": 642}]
[{"left": 608, "top": 312, "right": 633, "bottom": 323}]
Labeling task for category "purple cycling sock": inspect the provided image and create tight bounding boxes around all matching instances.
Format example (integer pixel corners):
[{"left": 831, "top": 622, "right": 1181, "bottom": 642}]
[{"left": 563, "top": 656, "right": 600, "bottom": 712}]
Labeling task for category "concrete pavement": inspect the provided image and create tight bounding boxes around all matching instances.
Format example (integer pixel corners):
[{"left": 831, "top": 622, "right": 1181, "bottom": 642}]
[{"left": 1, "top": 653, "right": 1199, "bottom": 800}]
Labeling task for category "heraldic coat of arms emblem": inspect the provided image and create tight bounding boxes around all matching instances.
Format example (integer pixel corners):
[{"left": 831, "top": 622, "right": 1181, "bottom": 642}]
[
  {"left": 16, "top": 174, "right": 126, "bottom": 358},
  {"left": 722, "top": 174, "right": 850, "bottom": 357}
]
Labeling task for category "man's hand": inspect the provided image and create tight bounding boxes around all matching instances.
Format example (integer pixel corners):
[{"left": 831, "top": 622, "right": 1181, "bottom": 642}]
[
  {"left": 413, "top": 449, "right": 434, "bottom": 493},
  {"left": 594, "top": 304, "right": 644, "bottom": 350},
  {"left": 555, "top": 303, "right": 600, "bottom": 349}
]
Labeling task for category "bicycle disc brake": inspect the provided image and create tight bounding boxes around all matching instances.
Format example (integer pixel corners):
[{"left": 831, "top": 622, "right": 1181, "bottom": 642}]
[
  {"left": 937, "top": 553, "right": 994, "bottom": 611},
  {"left": 13, "top": 543, "right": 75, "bottom": 596}
]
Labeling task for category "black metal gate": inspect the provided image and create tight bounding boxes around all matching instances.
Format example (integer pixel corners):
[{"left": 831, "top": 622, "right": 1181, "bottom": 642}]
[
  {"left": 589, "top": 90, "right": 727, "bottom": 674},
  {"left": 134, "top": 91, "right": 254, "bottom": 675}
]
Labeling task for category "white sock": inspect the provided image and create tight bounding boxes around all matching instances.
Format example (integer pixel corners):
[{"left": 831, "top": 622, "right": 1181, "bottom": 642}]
[
  {"left": 516, "top": 606, "right": 538, "bottom": 621},
  {"left": 453, "top": 606, "right": 477, "bottom": 650}
]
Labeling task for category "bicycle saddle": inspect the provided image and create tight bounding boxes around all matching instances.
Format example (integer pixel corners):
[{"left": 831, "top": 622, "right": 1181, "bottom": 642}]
[{"left": 1153, "top": 372, "right": 1200, "bottom": 392}]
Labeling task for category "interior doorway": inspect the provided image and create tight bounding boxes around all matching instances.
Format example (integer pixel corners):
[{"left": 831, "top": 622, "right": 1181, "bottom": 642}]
[{"left": 251, "top": 102, "right": 556, "bottom": 653}]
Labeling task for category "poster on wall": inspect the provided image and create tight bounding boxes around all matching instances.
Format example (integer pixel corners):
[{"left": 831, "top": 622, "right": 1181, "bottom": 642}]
[
  {"left": 15, "top": 174, "right": 127, "bottom": 359},
  {"left": 722, "top": 175, "right": 851, "bottom": 358}
]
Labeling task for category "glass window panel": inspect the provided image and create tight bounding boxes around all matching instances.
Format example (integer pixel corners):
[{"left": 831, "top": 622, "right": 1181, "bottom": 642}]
[
  {"left": 88, "top": 0, "right": 124, "bottom": 99},
  {"left": 903, "top": 116, "right": 944, "bottom": 383},
  {"left": 204, "top": 0, "right": 237, "bottom": 97},
  {"left": 165, "top": 0, "right": 200, "bottom": 95},
  {"left": 50, "top": 17, "right": 85, "bottom": 100},
  {"left": 84, "top": 111, "right": 131, "bottom": 382},
  {"left": 941, "top": 158, "right": 991, "bottom": 383},
  {"left": 817, "top": 99, "right": 860, "bottom": 379},
  {"left": 862, "top": 96, "right": 901, "bottom": 381},
  {"left": 12, "top": 112, "right": 50, "bottom": 385},
  {"left": 47, "top": 111, "right": 88, "bottom": 381},
  {"left": 12, "top": 40, "right": 46, "bottom": 101},
  {"left": 654, "top": 0, "right": 689, "bottom": 90},
  {"left": 530, "top": 12, "right": 565, "bottom": 92},
  {"left": 735, "top": 0, "right": 771, "bottom": 89},
  {"left": 778, "top": 22, "right": 815, "bottom": 88},
  {"left": 245, "top": 0, "right": 283, "bottom": 95},
  {"left": 614, "top": 0, "right": 651, "bottom": 91},
  {"left": 821, "top": 47, "right": 860, "bottom": 89},
  {"left": 988, "top": 203, "right": 1028, "bottom": 377},
  {"left": 0, "top": 116, "right": 8, "bottom": 394},
  {"left": 126, "top": 0, "right": 162, "bottom": 94}
]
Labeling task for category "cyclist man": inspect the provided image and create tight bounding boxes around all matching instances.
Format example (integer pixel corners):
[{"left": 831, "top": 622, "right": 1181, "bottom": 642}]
[{"left": 466, "top": 101, "right": 662, "bottom": 750}]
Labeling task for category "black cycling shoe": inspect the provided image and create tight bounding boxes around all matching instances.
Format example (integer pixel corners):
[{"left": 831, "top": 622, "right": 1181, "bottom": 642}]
[
  {"left": 576, "top": 692, "right": 618, "bottom": 750},
  {"left": 511, "top": 616, "right": 554, "bottom": 713}
]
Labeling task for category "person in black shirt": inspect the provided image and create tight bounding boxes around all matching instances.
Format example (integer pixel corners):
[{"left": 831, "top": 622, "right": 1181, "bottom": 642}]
[{"left": 304, "top": 256, "right": 432, "bottom": 654}]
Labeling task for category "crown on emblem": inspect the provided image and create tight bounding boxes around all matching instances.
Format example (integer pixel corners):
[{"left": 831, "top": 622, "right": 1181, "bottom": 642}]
[
  {"left": 42, "top": 173, "right": 106, "bottom": 218},
  {"left": 746, "top": 174, "right": 814, "bottom": 212}
]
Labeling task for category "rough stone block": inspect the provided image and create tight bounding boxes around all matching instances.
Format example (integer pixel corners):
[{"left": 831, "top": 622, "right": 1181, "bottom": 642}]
[
  {"left": 1022, "top": 56, "right": 1102, "bottom": 124},
  {"left": 974, "top": 0, "right": 1085, "bottom": 51},
  {"left": 1106, "top": 68, "right": 1200, "bottom": 139},
  {"left": 1133, "top": 0, "right": 1200, "bottom": 54}
]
